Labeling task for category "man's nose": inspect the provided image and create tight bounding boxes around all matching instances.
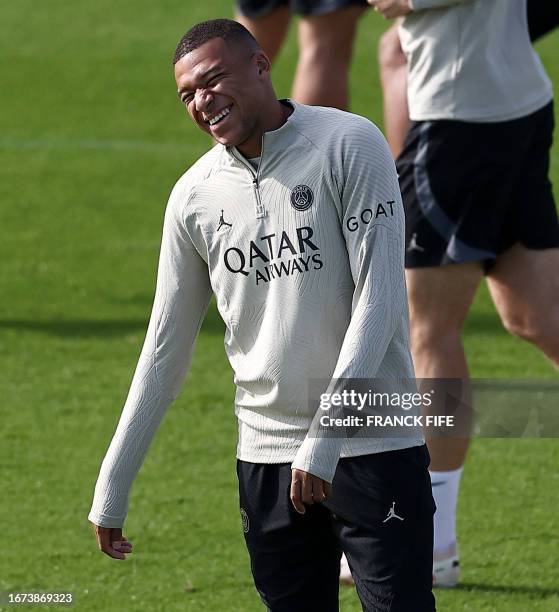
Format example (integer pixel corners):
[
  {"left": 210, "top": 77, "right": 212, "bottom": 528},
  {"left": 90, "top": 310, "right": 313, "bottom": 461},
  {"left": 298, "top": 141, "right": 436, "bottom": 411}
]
[{"left": 195, "top": 89, "right": 213, "bottom": 112}]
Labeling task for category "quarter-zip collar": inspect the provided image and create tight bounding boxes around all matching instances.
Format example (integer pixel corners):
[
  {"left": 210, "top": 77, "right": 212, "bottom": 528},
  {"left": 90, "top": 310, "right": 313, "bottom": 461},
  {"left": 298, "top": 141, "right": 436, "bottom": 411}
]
[
  {"left": 226, "top": 99, "right": 298, "bottom": 170},
  {"left": 228, "top": 143, "right": 266, "bottom": 218},
  {"left": 226, "top": 99, "right": 298, "bottom": 219}
]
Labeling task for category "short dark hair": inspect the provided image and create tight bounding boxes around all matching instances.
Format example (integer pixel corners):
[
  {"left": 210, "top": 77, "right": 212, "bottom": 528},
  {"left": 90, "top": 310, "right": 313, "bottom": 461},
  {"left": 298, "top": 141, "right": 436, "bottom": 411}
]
[{"left": 173, "top": 19, "right": 260, "bottom": 65}]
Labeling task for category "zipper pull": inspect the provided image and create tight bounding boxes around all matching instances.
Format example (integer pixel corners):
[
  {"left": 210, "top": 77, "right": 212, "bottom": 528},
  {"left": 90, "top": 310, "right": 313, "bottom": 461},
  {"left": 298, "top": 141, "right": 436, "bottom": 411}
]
[{"left": 253, "top": 177, "right": 266, "bottom": 218}]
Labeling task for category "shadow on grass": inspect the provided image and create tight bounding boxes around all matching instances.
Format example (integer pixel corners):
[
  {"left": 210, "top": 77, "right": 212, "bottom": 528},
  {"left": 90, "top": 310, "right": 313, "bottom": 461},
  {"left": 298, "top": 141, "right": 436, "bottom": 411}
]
[
  {"left": 454, "top": 582, "right": 559, "bottom": 598},
  {"left": 0, "top": 307, "right": 225, "bottom": 338}
]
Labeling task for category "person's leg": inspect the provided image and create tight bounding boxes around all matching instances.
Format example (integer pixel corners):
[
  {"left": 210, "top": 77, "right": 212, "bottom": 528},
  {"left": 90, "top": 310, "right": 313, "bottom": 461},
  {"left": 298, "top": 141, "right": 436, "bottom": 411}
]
[
  {"left": 237, "top": 461, "right": 341, "bottom": 611},
  {"left": 235, "top": 3, "right": 291, "bottom": 63},
  {"left": 485, "top": 102, "right": 559, "bottom": 367},
  {"left": 378, "top": 23, "right": 409, "bottom": 159},
  {"left": 407, "top": 263, "right": 483, "bottom": 467},
  {"left": 329, "top": 447, "right": 436, "bottom": 611},
  {"left": 487, "top": 245, "right": 559, "bottom": 367},
  {"left": 396, "top": 114, "right": 499, "bottom": 584},
  {"left": 293, "top": 4, "right": 367, "bottom": 110},
  {"left": 406, "top": 262, "right": 483, "bottom": 579}
]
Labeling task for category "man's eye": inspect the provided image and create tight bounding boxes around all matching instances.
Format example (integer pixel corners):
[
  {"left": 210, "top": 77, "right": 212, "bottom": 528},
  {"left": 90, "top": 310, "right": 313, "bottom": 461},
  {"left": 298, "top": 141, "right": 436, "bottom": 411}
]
[
  {"left": 182, "top": 94, "right": 194, "bottom": 105},
  {"left": 208, "top": 74, "right": 223, "bottom": 86}
]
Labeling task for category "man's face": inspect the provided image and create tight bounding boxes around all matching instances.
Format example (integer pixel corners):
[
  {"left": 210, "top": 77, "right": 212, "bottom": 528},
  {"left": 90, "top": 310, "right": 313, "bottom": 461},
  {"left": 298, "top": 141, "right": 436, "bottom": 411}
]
[{"left": 175, "top": 37, "right": 266, "bottom": 150}]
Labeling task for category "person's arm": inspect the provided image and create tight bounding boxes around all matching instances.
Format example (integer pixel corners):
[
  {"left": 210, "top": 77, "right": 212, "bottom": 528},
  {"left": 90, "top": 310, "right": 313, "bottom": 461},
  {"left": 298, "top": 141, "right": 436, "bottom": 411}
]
[
  {"left": 88, "top": 181, "right": 212, "bottom": 537},
  {"left": 291, "top": 119, "right": 408, "bottom": 485}
]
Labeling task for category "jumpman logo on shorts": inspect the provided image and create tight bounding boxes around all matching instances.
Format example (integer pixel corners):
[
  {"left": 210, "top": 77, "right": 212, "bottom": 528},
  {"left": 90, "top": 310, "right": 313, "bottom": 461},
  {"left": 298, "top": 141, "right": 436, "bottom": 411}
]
[
  {"left": 217, "top": 210, "right": 232, "bottom": 231},
  {"left": 382, "top": 501, "right": 404, "bottom": 523},
  {"left": 407, "top": 233, "right": 425, "bottom": 253}
]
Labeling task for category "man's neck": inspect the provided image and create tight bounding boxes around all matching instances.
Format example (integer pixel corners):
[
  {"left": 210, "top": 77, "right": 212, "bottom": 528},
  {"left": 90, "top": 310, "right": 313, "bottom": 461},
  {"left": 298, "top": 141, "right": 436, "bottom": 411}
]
[{"left": 237, "top": 100, "right": 293, "bottom": 158}]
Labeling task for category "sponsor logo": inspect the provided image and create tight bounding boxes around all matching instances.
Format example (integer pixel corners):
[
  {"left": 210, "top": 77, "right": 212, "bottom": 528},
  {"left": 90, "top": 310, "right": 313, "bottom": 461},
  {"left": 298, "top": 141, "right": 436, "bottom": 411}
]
[
  {"left": 346, "top": 201, "right": 396, "bottom": 232},
  {"left": 240, "top": 508, "right": 250, "bottom": 533},
  {"left": 290, "top": 185, "right": 314, "bottom": 211},
  {"left": 223, "top": 225, "right": 323, "bottom": 285}
]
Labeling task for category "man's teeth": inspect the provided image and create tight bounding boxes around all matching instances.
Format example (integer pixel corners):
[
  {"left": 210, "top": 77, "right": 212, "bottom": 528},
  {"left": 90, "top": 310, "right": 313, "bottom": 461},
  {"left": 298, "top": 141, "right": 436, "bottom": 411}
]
[{"left": 209, "top": 107, "right": 231, "bottom": 126}]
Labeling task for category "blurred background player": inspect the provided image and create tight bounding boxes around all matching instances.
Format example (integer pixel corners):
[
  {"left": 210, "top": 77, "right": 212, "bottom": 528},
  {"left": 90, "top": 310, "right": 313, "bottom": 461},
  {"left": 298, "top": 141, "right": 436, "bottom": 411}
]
[
  {"left": 370, "top": 0, "right": 559, "bottom": 587},
  {"left": 377, "top": 1, "right": 559, "bottom": 158},
  {"left": 235, "top": 0, "right": 369, "bottom": 110}
]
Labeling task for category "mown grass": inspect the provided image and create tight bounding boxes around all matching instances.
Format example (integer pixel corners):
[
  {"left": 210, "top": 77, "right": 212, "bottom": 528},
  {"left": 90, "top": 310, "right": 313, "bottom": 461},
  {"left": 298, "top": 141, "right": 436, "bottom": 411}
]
[{"left": 1, "top": 2, "right": 558, "bottom": 610}]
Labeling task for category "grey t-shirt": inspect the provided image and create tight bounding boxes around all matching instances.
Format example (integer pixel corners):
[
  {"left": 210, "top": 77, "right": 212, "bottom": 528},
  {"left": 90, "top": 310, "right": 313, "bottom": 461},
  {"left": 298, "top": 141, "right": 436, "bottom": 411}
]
[{"left": 400, "top": 0, "right": 553, "bottom": 122}]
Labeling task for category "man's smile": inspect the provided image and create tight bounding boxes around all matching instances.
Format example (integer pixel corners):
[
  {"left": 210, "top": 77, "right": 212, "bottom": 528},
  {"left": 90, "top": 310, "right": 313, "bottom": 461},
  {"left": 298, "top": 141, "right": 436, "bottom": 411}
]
[{"left": 205, "top": 104, "right": 233, "bottom": 126}]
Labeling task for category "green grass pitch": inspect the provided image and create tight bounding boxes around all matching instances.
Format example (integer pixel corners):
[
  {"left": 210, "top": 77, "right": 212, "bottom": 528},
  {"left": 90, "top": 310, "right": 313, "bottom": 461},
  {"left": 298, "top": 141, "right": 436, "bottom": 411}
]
[{"left": 1, "top": 1, "right": 558, "bottom": 610}]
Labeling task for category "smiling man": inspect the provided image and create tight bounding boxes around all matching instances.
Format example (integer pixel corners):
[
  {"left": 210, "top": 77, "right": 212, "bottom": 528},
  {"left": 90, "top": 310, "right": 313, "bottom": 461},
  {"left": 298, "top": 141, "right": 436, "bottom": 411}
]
[{"left": 88, "top": 19, "right": 435, "bottom": 611}]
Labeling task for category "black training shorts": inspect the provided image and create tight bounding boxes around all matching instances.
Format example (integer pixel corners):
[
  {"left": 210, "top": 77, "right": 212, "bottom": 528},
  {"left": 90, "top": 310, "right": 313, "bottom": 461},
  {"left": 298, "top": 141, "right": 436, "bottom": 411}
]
[
  {"left": 238, "top": 445, "right": 436, "bottom": 612},
  {"left": 527, "top": 0, "right": 559, "bottom": 41},
  {"left": 396, "top": 102, "right": 559, "bottom": 271},
  {"left": 236, "top": 0, "right": 367, "bottom": 18}
]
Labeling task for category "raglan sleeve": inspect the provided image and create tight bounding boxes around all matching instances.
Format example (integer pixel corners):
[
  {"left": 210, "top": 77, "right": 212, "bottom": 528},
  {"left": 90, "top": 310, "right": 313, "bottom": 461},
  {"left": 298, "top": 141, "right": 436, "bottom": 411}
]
[
  {"left": 88, "top": 180, "right": 212, "bottom": 528},
  {"left": 291, "top": 118, "right": 408, "bottom": 483}
]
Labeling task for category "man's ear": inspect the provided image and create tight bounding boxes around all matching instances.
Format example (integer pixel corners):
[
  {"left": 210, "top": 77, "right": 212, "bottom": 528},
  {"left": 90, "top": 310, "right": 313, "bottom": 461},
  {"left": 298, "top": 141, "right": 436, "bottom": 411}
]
[{"left": 254, "top": 51, "right": 271, "bottom": 76}]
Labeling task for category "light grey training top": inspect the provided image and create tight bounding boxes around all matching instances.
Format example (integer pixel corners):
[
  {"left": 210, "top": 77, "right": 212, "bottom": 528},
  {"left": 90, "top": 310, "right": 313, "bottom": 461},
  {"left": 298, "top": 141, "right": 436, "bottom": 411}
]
[
  {"left": 401, "top": 0, "right": 553, "bottom": 122},
  {"left": 88, "top": 101, "right": 423, "bottom": 529}
]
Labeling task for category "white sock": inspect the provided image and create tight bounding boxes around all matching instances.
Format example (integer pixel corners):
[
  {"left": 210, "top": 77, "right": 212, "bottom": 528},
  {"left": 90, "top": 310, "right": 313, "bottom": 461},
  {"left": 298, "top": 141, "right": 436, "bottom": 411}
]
[{"left": 430, "top": 467, "right": 463, "bottom": 558}]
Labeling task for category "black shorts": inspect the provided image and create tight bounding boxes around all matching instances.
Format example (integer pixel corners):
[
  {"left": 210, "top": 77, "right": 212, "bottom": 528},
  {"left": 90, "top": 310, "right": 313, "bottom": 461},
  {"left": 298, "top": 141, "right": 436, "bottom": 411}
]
[
  {"left": 396, "top": 102, "right": 559, "bottom": 271},
  {"left": 527, "top": 0, "right": 559, "bottom": 41},
  {"left": 237, "top": 445, "right": 436, "bottom": 612},
  {"left": 236, "top": 0, "right": 368, "bottom": 19}
]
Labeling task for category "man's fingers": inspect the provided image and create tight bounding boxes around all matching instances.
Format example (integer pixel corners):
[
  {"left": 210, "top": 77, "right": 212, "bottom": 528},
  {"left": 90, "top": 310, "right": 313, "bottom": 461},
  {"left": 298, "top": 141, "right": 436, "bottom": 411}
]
[
  {"left": 94, "top": 526, "right": 129, "bottom": 560},
  {"left": 311, "top": 477, "right": 331, "bottom": 502},
  {"left": 290, "top": 471, "right": 306, "bottom": 514},
  {"left": 115, "top": 535, "right": 133, "bottom": 549},
  {"left": 110, "top": 528, "right": 123, "bottom": 543},
  {"left": 311, "top": 478, "right": 326, "bottom": 503},
  {"left": 290, "top": 469, "right": 333, "bottom": 513},
  {"left": 301, "top": 473, "right": 315, "bottom": 506}
]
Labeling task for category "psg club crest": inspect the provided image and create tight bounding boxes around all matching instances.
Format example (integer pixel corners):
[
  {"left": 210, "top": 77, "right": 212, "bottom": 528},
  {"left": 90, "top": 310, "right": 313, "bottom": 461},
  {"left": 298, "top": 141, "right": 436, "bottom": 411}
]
[{"left": 290, "top": 185, "right": 314, "bottom": 211}]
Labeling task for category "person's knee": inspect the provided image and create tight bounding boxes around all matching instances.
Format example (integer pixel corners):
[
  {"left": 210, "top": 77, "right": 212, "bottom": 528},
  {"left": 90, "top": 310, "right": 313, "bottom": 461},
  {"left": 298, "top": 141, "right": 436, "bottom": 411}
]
[
  {"left": 299, "top": 10, "right": 363, "bottom": 66},
  {"left": 378, "top": 25, "right": 406, "bottom": 72},
  {"left": 299, "top": 34, "right": 351, "bottom": 67},
  {"left": 410, "top": 320, "right": 462, "bottom": 356},
  {"left": 500, "top": 307, "right": 559, "bottom": 348}
]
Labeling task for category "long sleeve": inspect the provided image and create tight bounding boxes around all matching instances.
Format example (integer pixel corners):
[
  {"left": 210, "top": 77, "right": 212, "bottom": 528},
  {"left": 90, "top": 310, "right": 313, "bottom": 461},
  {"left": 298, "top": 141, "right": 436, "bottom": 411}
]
[
  {"left": 88, "top": 185, "right": 212, "bottom": 528},
  {"left": 291, "top": 120, "right": 408, "bottom": 482},
  {"left": 410, "top": 0, "right": 473, "bottom": 10}
]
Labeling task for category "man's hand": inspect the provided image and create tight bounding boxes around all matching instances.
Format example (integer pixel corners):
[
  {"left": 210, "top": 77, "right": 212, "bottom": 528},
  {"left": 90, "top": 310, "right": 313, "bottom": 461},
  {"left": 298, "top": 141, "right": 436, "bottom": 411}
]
[
  {"left": 290, "top": 469, "right": 333, "bottom": 514},
  {"left": 368, "top": 0, "right": 413, "bottom": 19},
  {"left": 91, "top": 524, "right": 133, "bottom": 560}
]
